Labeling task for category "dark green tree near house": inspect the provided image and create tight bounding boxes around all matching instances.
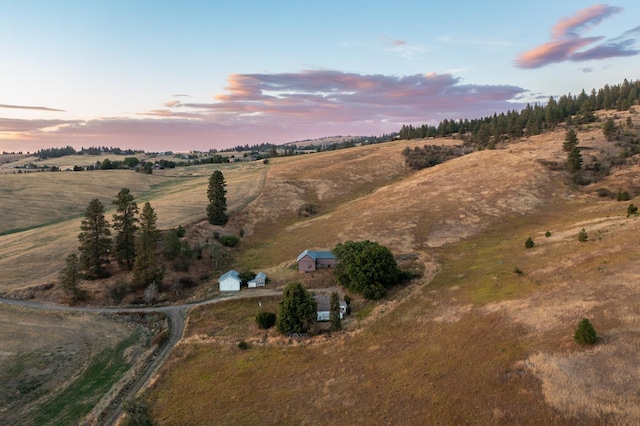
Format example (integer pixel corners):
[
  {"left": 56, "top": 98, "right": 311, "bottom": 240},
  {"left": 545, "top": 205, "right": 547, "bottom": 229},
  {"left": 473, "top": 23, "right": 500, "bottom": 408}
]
[
  {"left": 132, "top": 202, "right": 163, "bottom": 290},
  {"left": 207, "top": 170, "right": 228, "bottom": 225},
  {"left": 276, "top": 282, "right": 317, "bottom": 334},
  {"left": 58, "top": 252, "right": 85, "bottom": 302},
  {"left": 333, "top": 240, "right": 400, "bottom": 300},
  {"left": 329, "top": 291, "right": 342, "bottom": 331},
  {"left": 112, "top": 188, "right": 139, "bottom": 270},
  {"left": 78, "top": 198, "right": 112, "bottom": 279}
]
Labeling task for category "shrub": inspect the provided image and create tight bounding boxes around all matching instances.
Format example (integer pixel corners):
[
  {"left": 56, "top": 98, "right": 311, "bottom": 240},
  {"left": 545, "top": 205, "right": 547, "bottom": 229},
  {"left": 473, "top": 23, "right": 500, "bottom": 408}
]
[
  {"left": 627, "top": 203, "right": 638, "bottom": 216},
  {"left": 219, "top": 234, "right": 240, "bottom": 247},
  {"left": 574, "top": 318, "right": 597, "bottom": 345},
  {"left": 617, "top": 190, "right": 631, "bottom": 201},
  {"left": 545, "top": 231, "right": 551, "bottom": 237},
  {"left": 255, "top": 311, "right": 276, "bottom": 329},
  {"left": 238, "top": 341, "right": 249, "bottom": 350},
  {"left": 578, "top": 228, "right": 588, "bottom": 242},
  {"left": 524, "top": 237, "right": 535, "bottom": 249},
  {"left": 514, "top": 267, "right": 523, "bottom": 275}
]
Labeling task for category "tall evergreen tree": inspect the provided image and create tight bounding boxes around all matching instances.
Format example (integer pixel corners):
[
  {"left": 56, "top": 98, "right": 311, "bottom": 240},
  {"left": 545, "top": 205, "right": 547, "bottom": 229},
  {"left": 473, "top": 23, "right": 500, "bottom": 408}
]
[
  {"left": 276, "top": 282, "right": 317, "bottom": 334},
  {"left": 563, "top": 128, "right": 579, "bottom": 152},
  {"left": 568, "top": 146, "right": 583, "bottom": 171},
  {"left": 59, "top": 252, "right": 85, "bottom": 302},
  {"left": 329, "top": 291, "right": 342, "bottom": 331},
  {"left": 132, "top": 202, "right": 163, "bottom": 290},
  {"left": 112, "top": 188, "right": 139, "bottom": 270},
  {"left": 78, "top": 198, "right": 111, "bottom": 279},
  {"left": 207, "top": 170, "right": 228, "bottom": 225}
]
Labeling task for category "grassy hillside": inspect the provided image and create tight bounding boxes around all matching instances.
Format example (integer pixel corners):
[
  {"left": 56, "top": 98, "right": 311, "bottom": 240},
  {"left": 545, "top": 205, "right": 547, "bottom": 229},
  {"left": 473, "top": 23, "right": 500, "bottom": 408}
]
[
  {"left": 145, "top": 113, "right": 640, "bottom": 424},
  {"left": 3, "top": 111, "right": 640, "bottom": 423}
]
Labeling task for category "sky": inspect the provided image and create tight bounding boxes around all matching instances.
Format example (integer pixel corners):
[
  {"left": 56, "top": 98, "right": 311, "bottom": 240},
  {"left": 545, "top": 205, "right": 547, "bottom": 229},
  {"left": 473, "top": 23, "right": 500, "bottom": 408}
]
[{"left": 1, "top": 1, "right": 639, "bottom": 153}]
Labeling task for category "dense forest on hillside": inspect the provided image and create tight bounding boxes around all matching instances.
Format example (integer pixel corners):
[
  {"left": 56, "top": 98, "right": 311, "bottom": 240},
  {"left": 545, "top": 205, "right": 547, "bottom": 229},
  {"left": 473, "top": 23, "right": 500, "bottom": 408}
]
[{"left": 399, "top": 79, "right": 640, "bottom": 148}]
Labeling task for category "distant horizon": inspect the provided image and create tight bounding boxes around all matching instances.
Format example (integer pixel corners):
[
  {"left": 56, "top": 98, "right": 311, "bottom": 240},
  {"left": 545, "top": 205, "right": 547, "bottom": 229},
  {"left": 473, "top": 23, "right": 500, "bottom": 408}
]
[{"left": 2, "top": 2, "right": 639, "bottom": 153}]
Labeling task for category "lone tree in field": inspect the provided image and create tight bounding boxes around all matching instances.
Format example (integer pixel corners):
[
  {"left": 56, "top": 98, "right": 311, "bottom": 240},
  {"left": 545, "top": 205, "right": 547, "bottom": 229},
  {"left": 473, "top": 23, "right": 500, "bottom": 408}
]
[
  {"left": 578, "top": 228, "right": 588, "bottom": 242},
  {"left": 78, "top": 198, "right": 112, "bottom": 279},
  {"left": 112, "top": 188, "right": 139, "bottom": 270},
  {"left": 602, "top": 117, "right": 617, "bottom": 141},
  {"left": 276, "top": 282, "right": 317, "bottom": 334},
  {"left": 132, "top": 202, "right": 163, "bottom": 290},
  {"left": 574, "top": 318, "right": 597, "bottom": 345},
  {"left": 524, "top": 237, "right": 535, "bottom": 249},
  {"left": 207, "top": 170, "right": 228, "bottom": 225},
  {"left": 333, "top": 240, "right": 400, "bottom": 300},
  {"left": 568, "top": 146, "right": 583, "bottom": 171},
  {"left": 329, "top": 291, "right": 342, "bottom": 331},
  {"left": 58, "top": 253, "right": 85, "bottom": 302},
  {"left": 563, "top": 128, "right": 578, "bottom": 152}
]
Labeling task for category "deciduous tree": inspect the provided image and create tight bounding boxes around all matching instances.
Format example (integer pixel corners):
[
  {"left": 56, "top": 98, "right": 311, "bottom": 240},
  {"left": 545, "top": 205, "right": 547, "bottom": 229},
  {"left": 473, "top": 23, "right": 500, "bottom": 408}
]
[
  {"left": 78, "top": 198, "right": 112, "bottom": 279},
  {"left": 207, "top": 170, "right": 228, "bottom": 225},
  {"left": 333, "top": 240, "right": 400, "bottom": 300}
]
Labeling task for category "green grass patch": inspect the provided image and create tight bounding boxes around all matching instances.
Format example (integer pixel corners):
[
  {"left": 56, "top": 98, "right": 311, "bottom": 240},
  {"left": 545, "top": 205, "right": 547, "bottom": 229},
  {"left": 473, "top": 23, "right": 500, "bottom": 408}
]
[{"left": 26, "top": 331, "right": 141, "bottom": 425}]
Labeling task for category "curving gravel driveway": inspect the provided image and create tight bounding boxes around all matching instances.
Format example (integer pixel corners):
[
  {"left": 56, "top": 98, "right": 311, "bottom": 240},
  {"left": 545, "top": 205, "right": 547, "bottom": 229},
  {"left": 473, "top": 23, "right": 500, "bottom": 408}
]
[{"left": 0, "top": 288, "right": 281, "bottom": 425}]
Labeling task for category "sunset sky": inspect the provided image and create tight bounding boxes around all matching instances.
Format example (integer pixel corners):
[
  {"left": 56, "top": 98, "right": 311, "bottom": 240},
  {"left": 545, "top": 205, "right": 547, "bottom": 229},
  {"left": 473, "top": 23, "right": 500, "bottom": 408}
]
[{"left": 1, "top": 1, "right": 639, "bottom": 153}]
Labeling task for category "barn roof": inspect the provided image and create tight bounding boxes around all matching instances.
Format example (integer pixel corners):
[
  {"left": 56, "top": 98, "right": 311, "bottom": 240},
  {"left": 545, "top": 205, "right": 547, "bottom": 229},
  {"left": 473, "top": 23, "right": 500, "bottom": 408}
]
[
  {"left": 297, "top": 249, "right": 336, "bottom": 262},
  {"left": 219, "top": 269, "right": 240, "bottom": 282}
]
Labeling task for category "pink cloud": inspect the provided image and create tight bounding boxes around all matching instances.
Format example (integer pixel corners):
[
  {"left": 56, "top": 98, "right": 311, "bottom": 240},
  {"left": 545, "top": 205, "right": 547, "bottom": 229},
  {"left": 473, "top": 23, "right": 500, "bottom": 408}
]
[
  {"left": 552, "top": 4, "right": 622, "bottom": 38},
  {"left": 516, "top": 4, "right": 638, "bottom": 69},
  {"left": 0, "top": 70, "right": 526, "bottom": 153}
]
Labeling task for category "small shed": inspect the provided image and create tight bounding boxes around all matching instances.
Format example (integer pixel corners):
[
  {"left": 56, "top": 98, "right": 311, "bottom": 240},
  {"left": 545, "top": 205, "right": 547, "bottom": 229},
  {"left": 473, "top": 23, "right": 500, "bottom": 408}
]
[
  {"left": 315, "top": 295, "right": 348, "bottom": 322},
  {"left": 297, "top": 249, "right": 337, "bottom": 272},
  {"left": 219, "top": 270, "right": 241, "bottom": 292},
  {"left": 248, "top": 272, "right": 267, "bottom": 288}
]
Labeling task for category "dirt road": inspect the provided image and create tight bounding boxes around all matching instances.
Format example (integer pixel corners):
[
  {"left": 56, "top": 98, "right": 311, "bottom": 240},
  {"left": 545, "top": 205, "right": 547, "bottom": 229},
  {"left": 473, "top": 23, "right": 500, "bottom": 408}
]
[{"left": 0, "top": 288, "right": 281, "bottom": 425}]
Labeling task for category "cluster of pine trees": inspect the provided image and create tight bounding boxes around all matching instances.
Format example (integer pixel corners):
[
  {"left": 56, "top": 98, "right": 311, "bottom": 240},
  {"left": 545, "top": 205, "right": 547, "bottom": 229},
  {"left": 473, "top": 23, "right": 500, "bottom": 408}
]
[
  {"left": 398, "top": 79, "right": 640, "bottom": 148},
  {"left": 59, "top": 189, "right": 164, "bottom": 302}
]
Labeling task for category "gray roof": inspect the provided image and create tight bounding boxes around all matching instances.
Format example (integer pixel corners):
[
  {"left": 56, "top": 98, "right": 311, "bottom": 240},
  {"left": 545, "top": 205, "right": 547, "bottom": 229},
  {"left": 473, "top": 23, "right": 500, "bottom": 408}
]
[{"left": 219, "top": 270, "right": 240, "bottom": 282}]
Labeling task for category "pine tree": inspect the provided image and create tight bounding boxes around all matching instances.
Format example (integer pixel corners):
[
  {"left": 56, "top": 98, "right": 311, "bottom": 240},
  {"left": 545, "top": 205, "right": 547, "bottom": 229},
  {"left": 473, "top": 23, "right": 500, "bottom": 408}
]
[
  {"left": 276, "top": 282, "right": 317, "bottom": 334},
  {"left": 563, "top": 128, "right": 579, "bottom": 152},
  {"left": 329, "top": 291, "right": 342, "bottom": 331},
  {"left": 207, "top": 170, "right": 228, "bottom": 225},
  {"left": 58, "top": 253, "right": 85, "bottom": 302},
  {"left": 132, "top": 202, "right": 163, "bottom": 290},
  {"left": 602, "top": 118, "right": 617, "bottom": 141},
  {"left": 112, "top": 188, "right": 139, "bottom": 270},
  {"left": 574, "top": 318, "right": 597, "bottom": 345},
  {"left": 568, "top": 146, "right": 583, "bottom": 171},
  {"left": 78, "top": 198, "right": 111, "bottom": 279}
]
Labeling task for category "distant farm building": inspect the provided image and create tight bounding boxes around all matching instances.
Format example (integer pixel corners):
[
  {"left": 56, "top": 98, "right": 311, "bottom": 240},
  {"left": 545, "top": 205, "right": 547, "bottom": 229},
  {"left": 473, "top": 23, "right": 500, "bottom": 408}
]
[
  {"left": 248, "top": 272, "right": 267, "bottom": 288},
  {"left": 219, "top": 270, "right": 241, "bottom": 292},
  {"left": 297, "top": 249, "right": 337, "bottom": 272},
  {"left": 315, "top": 295, "right": 348, "bottom": 322}
]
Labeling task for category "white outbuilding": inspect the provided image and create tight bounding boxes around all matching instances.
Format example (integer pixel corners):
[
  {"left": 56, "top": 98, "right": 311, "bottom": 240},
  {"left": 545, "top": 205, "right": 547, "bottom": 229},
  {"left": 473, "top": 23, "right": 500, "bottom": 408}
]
[{"left": 218, "top": 270, "right": 241, "bottom": 292}]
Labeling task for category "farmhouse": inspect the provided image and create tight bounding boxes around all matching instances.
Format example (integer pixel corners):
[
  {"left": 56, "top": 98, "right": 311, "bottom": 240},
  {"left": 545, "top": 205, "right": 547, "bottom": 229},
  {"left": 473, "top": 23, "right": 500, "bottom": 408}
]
[
  {"left": 314, "top": 295, "right": 348, "bottom": 322},
  {"left": 248, "top": 272, "right": 267, "bottom": 288},
  {"left": 297, "top": 249, "right": 337, "bottom": 272},
  {"left": 218, "top": 270, "right": 241, "bottom": 292}
]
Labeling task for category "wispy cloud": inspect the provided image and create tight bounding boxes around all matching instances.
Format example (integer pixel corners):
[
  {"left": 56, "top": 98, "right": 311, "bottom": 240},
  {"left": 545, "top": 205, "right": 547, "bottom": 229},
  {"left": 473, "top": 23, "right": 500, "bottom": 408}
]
[
  {"left": 516, "top": 4, "right": 639, "bottom": 68},
  {"left": 0, "top": 103, "right": 65, "bottom": 112},
  {"left": 1, "top": 70, "right": 526, "bottom": 152},
  {"left": 380, "top": 36, "right": 427, "bottom": 59}
]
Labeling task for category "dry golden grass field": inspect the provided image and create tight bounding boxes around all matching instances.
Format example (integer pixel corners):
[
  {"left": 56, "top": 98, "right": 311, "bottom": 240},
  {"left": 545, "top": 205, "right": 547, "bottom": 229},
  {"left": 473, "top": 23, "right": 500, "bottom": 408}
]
[{"left": 2, "top": 110, "right": 640, "bottom": 424}]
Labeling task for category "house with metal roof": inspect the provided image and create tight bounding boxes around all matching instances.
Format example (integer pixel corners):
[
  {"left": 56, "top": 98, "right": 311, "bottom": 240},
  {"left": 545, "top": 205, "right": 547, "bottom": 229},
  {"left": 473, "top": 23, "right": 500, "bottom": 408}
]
[
  {"left": 314, "top": 294, "right": 348, "bottom": 321},
  {"left": 248, "top": 272, "right": 267, "bottom": 288},
  {"left": 218, "top": 270, "right": 241, "bottom": 292},
  {"left": 297, "top": 249, "right": 337, "bottom": 272}
]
